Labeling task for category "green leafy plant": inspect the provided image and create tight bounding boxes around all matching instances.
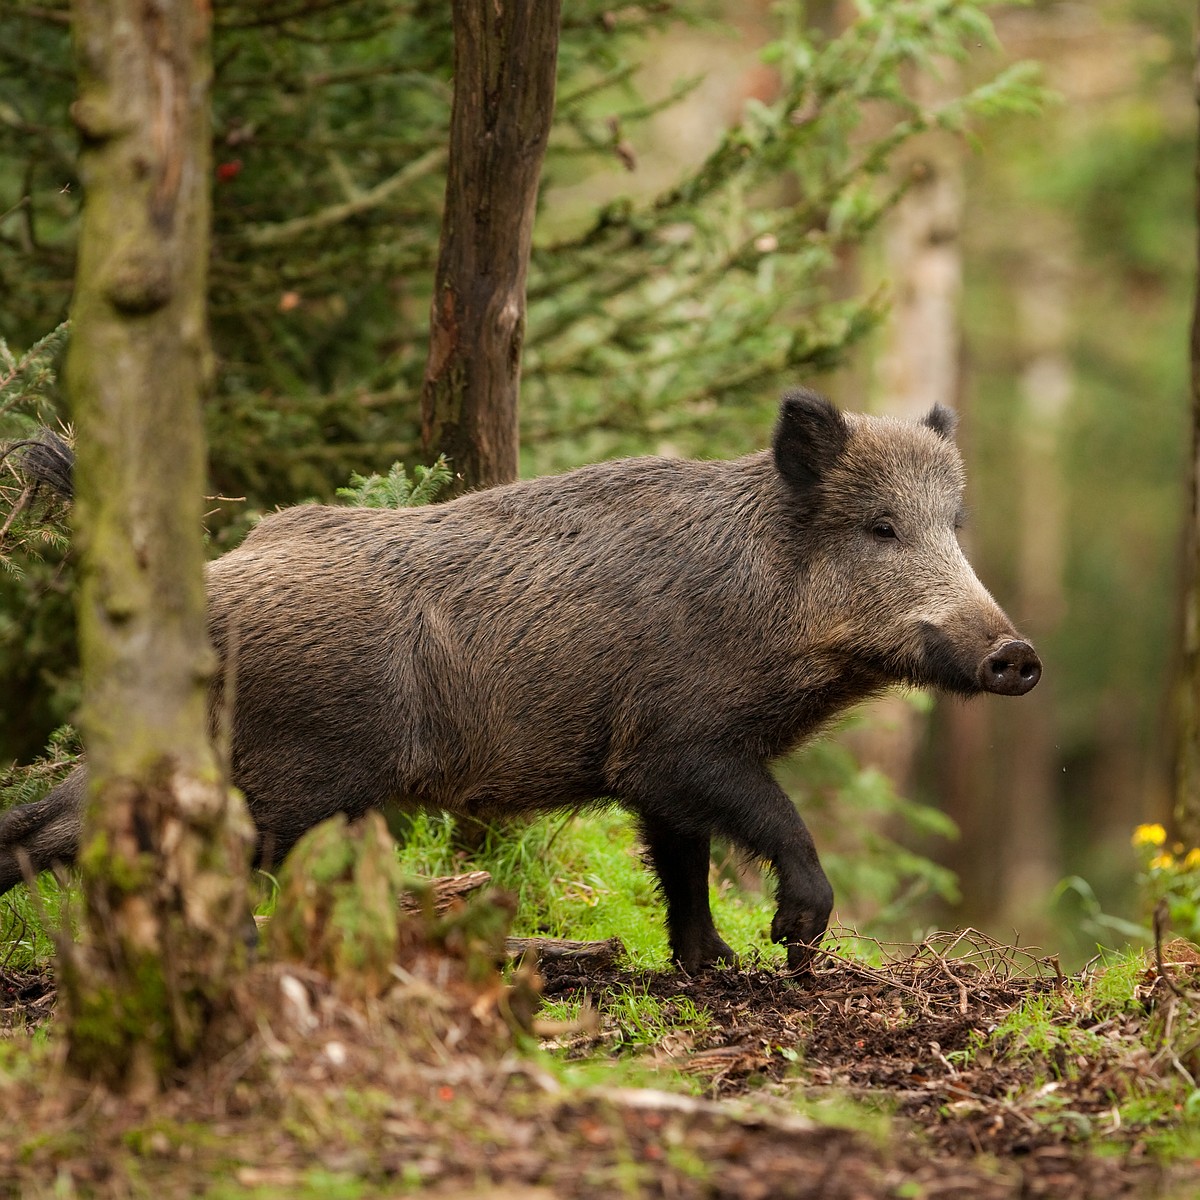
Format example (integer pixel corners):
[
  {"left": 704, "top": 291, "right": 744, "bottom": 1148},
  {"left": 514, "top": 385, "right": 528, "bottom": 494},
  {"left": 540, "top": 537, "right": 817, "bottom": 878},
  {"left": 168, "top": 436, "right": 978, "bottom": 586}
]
[
  {"left": 523, "top": 2, "right": 1046, "bottom": 468},
  {"left": 778, "top": 719, "right": 961, "bottom": 934}
]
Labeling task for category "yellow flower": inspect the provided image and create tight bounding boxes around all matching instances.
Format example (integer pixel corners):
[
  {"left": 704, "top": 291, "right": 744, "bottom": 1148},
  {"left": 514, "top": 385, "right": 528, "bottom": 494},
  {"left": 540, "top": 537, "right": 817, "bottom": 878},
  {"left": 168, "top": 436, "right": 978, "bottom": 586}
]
[
  {"left": 1184, "top": 847, "right": 1200, "bottom": 870},
  {"left": 1132, "top": 823, "right": 1167, "bottom": 849},
  {"left": 1149, "top": 853, "right": 1175, "bottom": 871}
]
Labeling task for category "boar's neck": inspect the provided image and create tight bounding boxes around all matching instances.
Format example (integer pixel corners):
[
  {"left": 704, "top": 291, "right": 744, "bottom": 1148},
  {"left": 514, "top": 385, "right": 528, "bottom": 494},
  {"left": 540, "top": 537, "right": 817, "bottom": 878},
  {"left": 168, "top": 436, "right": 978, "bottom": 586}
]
[{"left": 732, "top": 452, "right": 892, "bottom": 757}]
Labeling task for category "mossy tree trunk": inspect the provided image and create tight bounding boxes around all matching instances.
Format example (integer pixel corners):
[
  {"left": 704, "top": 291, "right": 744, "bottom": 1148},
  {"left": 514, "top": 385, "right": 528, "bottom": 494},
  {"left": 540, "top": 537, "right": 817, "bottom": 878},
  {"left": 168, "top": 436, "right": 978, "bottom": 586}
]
[
  {"left": 421, "top": 0, "right": 562, "bottom": 492},
  {"left": 62, "top": 0, "right": 253, "bottom": 1093},
  {"left": 1177, "top": 2, "right": 1200, "bottom": 849}
]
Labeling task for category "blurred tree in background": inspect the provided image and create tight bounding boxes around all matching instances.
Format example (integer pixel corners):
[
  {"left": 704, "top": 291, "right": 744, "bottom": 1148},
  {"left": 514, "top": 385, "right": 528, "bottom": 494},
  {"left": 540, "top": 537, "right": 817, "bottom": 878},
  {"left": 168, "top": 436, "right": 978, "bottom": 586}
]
[
  {"left": 1176, "top": 0, "right": 1200, "bottom": 853},
  {"left": 927, "top": 0, "right": 1192, "bottom": 944}
]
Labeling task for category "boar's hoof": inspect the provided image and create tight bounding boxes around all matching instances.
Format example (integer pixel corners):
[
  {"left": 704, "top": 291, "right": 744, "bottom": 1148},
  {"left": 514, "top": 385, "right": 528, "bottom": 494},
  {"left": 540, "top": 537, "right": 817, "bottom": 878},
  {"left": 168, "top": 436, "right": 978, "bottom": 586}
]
[
  {"left": 673, "top": 930, "right": 738, "bottom": 974},
  {"left": 772, "top": 905, "right": 830, "bottom": 975},
  {"left": 782, "top": 939, "right": 823, "bottom": 974},
  {"left": 980, "top": 640, "right": 1041, "bottom": 696}
]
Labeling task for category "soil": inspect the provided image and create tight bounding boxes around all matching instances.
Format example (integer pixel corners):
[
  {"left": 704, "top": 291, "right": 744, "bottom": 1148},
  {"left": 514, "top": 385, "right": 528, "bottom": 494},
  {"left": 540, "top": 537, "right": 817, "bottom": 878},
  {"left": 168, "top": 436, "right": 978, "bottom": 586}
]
[
  {"left": 0, "top": 931, "right": 1195, "bottom": 1199},
  {"left": 538, "top": 936, "right": 1186, "bottom": 1199}
]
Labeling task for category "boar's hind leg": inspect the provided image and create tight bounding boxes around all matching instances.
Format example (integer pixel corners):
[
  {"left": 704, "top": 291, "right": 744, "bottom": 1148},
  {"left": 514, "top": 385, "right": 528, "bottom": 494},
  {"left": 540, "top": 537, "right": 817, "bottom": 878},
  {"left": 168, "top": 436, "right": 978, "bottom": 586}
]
[
  {"left": 640, "top": 816, "right": 735, "bottom": 972},
  {"left": 0, "top": 767, "right": 86, "bottom": 894},
  {"left": 639, "top": 757, "right": 833, "bottom": 973}
]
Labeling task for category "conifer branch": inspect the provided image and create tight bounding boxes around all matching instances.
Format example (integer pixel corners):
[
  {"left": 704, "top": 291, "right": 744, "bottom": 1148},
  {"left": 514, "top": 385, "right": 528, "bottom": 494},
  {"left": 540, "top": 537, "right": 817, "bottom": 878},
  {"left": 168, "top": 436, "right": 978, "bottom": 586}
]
[{"left": 239, "top": 146, "right": 447, "bottom": 247}]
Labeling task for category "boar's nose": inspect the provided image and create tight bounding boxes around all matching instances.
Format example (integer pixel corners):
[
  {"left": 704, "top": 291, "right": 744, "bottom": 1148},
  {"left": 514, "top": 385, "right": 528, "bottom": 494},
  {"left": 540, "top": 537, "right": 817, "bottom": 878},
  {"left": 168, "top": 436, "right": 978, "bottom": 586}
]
[{"left": 980, "top": 640, "right": 1042, "bottom": 696}]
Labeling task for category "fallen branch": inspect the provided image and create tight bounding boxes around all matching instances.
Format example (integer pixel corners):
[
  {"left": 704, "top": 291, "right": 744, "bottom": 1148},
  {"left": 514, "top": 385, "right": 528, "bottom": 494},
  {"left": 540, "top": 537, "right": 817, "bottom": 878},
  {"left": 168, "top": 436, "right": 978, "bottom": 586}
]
[
  {"left": 398, "top": 870, "right": 492, "bottom": 916},
  {"left": 506, "top": 936, "right": 625, "bottom": 965},
  {"left": 587, "top": 1086, "right": 820, "bottom": 1135}
]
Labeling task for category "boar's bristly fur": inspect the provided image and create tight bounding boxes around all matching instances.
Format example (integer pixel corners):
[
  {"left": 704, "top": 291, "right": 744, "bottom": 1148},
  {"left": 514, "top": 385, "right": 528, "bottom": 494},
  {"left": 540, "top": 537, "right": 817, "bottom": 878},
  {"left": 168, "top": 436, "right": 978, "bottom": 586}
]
[{"left": 0, "top": 391, "right": 1040, "bottom": 971}]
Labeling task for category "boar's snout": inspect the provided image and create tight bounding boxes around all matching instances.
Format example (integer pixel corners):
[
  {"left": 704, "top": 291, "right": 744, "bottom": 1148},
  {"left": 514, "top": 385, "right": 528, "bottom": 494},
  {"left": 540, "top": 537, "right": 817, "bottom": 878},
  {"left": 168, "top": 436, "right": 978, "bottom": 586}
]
[{"left": 979, "top": 640, "right": 1041, "bottom": 696}]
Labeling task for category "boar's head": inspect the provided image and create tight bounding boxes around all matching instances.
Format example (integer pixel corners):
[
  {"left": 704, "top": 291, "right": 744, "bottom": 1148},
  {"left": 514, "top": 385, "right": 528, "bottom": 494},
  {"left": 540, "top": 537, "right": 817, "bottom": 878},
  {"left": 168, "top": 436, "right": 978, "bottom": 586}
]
[{"left": 774, "top": 389, "right": 1041, "bottom": 699}]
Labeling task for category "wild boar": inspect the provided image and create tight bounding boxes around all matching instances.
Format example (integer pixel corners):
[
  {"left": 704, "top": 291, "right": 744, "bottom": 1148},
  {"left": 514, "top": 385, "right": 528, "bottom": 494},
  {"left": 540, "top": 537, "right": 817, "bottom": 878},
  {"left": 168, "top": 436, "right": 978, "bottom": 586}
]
[{"left": 0, "top": 391, "right": 1040, "bottom": 970}]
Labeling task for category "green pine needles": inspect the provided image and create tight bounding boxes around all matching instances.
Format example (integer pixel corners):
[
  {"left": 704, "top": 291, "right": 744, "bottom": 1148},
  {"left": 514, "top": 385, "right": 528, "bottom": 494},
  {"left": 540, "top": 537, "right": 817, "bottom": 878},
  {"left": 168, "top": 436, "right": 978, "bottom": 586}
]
[
  {"left": 0, "top": 321, "right": 72, "bottom": 574},
  {"left": 336, "top": 455, "right": 452, "bottom": 509},
  {"left": 0, "top": 725, "right": 80, "bottom": 814},
  {"left": 0, "top": 322, "right": 69, "bottom": 427}
]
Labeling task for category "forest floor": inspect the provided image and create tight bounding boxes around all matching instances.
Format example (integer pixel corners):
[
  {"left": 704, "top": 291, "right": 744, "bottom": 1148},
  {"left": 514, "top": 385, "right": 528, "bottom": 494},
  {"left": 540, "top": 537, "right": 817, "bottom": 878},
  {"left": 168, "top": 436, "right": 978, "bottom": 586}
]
[{"left": 1, "top": 923, "right": 1199, "bottom": 1199}]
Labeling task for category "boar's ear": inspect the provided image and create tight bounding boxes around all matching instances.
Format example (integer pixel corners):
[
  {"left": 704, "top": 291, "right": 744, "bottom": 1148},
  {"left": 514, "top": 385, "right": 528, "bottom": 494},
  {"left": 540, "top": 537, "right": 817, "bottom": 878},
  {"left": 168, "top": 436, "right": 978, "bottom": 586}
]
[
  {"left": 773, "top": 389, "right": 849, "bottom": 492},
  {"left": 921, "top": 404, "right": 958, "bottom": 441}
]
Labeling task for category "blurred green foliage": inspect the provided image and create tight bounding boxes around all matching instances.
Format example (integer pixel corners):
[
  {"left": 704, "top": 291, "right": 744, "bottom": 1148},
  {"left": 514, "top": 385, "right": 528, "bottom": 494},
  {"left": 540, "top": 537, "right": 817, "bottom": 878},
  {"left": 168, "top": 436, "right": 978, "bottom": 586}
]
[{"left": 954, "top": 0, "right": 1191, "bottom": 932}]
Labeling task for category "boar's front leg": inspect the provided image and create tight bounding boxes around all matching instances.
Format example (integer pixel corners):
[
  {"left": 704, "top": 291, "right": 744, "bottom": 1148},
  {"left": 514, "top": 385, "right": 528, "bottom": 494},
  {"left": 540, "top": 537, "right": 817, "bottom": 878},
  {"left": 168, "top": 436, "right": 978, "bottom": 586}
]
[
  {"left": 635, "top": 756, "right": 834, "bottom": 972},
  {"left": 724, "top": 763, "right": 834, "bottom": 971},
  {"left": 640, "top": 816, "right": 736, "bottom": 972}
]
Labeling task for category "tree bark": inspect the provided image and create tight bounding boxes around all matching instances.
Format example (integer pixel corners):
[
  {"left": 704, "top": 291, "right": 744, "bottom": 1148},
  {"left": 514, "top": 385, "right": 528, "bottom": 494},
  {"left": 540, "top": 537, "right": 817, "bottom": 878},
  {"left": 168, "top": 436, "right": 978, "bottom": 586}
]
[
  {"left": 994, "top": 245, "right": 1069, "bottom": 924},
  {"left": 62, "top": 0, "right": 253, "bottom": 1094},
  {"left": 420, "top": 0, "right": 562, "bottom": 492},
  {"left": 852, "top": 61, "right": 964, "bottom": 810},
  {"left": 1175, "top": 2, "right": 1200, "bottom": 848}
]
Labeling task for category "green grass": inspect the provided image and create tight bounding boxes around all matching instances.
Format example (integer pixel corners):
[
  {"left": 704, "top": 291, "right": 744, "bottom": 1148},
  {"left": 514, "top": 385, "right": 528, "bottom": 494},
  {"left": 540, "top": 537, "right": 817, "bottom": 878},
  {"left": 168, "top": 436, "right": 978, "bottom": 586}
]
[
  {"left": 787, "top": 1090, "right": 896, "bottom": 1145},
  {"left": 541, "top": 986, "right": 713, "bottom": 1051},
  {"left": 390, "top": 807, "right": 783, "bottom": 969},
  {"left": 0, "top": 871, "right": 74, "bottom": 973},
  {"left": 962, "top": 946, "right": 1200, "bottom": 1157},
  {"left": 0, "top": 805, "right": 784, "bottom": 979}
]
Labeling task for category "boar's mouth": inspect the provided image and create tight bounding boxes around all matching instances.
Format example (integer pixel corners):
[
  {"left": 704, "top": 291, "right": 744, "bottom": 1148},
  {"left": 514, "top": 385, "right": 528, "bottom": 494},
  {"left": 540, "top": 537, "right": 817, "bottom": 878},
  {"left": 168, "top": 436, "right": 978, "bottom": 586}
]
[{"left": 916, "top": 624, "right": 1041, "bottom": 698}]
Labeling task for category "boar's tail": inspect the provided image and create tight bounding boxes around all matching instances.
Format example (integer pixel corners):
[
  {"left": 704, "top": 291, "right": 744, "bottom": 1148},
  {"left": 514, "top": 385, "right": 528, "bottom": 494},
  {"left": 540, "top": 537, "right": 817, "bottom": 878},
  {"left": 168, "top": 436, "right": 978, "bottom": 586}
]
[{"left": 0, "top": 428, "right": 74, "bottom": 502}]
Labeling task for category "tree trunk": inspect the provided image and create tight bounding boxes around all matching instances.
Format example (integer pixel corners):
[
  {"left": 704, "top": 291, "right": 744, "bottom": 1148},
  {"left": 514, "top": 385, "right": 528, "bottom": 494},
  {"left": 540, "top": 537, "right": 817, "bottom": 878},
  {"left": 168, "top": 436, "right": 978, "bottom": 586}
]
[
  {"left": 876, "top": 113, "right": 964, "bottom": 425},
  {"left": 62, "top": 0, "right": 253, "bottom": 1094},
  {"left": 993, "top": 244, "right": 1069, "bottom": 925},
  {"left": 1175, "top": 2, "right": 1200, "bottom": 848},
  {"left": 850, "top": 62, "right": 964, "bottom": 802},
  {"left": 420, "top": 0, "right": 562, "bottom": 492}
]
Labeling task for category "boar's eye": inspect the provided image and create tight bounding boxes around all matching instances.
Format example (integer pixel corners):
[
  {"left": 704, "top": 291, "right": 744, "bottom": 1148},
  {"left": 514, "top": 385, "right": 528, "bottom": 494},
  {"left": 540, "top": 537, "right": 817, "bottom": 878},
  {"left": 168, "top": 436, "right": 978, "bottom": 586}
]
[{"left": 871, "top": 520, "right": 898, "bottom": 542}]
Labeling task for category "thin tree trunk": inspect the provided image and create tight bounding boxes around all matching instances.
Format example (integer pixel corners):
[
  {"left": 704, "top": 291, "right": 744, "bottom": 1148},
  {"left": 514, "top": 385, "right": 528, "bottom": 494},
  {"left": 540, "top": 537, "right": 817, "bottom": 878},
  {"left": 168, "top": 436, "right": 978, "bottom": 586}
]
[
  {"left": 1175, "top": 1, "right": 1200, "bottom": 848},
  {"left": 994, "top": 246, "right": 1069, "bottom": 924},
  {"left": 421, "top": 0, "right": 562, "bottom": 492},
  {"left": 876, "top": 102, "right": 964, "bottom": 425},
  {"left": 852, "top": 63, "right": 964, "bottom": 800},
  {"left": 62, "top": 0, "right": 253, "bottom": 1094}
]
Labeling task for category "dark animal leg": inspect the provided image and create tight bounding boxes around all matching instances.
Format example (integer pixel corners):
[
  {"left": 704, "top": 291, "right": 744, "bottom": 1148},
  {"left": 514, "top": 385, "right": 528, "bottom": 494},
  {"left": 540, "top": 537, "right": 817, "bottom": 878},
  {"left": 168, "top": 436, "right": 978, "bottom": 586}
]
[
  {"left": 638, "top": 757, "right": 833, "bottom": 971},
  {"left": 640, "top": 816, "right": 735, "bottom": 972},
  {"left": 717, "top": 767, "right": 833, "bottom": 971}
]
